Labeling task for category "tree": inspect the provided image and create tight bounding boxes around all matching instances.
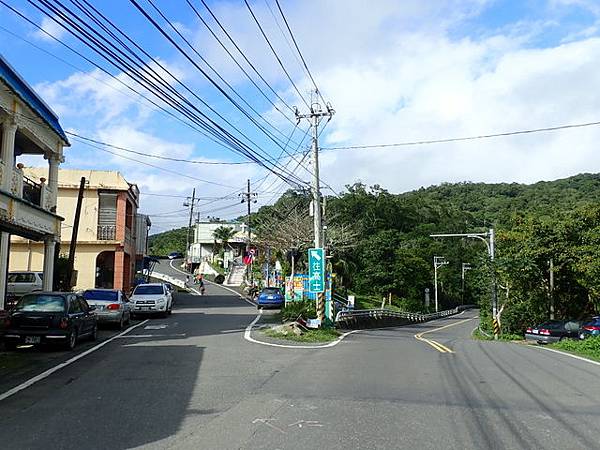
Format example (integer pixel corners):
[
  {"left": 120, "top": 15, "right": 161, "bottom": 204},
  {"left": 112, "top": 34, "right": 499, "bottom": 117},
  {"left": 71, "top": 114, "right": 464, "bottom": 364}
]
[{"left": 212, "top": 226, "right": 236, "bottom": 261}]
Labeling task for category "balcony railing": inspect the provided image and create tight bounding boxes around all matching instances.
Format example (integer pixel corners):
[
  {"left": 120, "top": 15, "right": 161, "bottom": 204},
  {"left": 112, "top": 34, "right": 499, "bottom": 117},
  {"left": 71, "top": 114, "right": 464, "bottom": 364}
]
[
  {"left": 97, "top": 225, "right": 117, "bottom": 240},
  {"left": 0, "top": 162, "right": 54, "bottom": 213},
  {"left": 22, "top": 175, "right": 41, "bottom": 206}
]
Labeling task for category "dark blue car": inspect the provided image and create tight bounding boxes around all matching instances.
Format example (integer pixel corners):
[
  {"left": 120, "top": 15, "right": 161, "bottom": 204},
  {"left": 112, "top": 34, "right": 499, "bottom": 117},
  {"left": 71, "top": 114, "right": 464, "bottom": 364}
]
[
  {"left": 257, "top": 287, "right": 284, "bottom": 309},
  {"left": 579, "top": 317, "right": 600, "bottom": 340}
]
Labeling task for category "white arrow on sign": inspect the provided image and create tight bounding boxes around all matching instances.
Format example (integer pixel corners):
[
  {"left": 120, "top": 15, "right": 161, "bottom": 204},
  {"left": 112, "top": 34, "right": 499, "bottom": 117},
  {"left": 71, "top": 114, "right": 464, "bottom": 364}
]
[{"left": 310, "top": 251, "right": 322, "bottom": 261}]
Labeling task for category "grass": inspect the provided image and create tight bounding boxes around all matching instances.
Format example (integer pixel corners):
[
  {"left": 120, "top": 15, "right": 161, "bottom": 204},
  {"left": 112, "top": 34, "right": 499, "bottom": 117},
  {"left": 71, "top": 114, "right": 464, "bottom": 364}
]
[
  {"left": 263, "top": 327, "right": 341, "bottom": 343},
  {"left": 549, "top": 336, "right": 600, "bottom": 362},
  {"left": 472, "top": 327, "right": 524, "bottom": 341}
]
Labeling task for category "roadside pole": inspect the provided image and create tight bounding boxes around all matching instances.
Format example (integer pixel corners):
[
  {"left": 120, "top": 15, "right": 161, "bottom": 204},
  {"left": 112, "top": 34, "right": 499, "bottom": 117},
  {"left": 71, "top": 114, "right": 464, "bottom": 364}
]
[
  {"left": 240, "top": 180, "right": 257, "bottom": 286},
  {"left": 66, "top": 176, "right": 86, "bottom": 290},
  {"left": 296, "top": 94, "right": 334, "bottom": 323},
  {"left": 184, "top": 189, "right": 198, "bottom": 273}
]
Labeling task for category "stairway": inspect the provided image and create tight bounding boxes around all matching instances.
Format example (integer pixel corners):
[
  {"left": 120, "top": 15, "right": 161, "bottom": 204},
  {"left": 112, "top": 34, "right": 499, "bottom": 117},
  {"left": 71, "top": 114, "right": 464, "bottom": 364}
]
[{"left": 226, "top": 264, "right": 246, "bottom": 286}]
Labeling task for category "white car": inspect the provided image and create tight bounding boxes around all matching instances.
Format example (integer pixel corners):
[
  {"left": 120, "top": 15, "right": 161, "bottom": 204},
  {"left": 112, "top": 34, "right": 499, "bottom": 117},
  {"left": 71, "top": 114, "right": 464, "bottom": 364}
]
[{"left": 130, "top": 283, "right": 172, "bottom": 318}]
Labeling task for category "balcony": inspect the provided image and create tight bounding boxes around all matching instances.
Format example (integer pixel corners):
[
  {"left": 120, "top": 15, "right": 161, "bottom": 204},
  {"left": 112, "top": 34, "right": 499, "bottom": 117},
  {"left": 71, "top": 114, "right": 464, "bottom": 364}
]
[
  {"left": 97, "top": 225, "right": 116, "bottom": 240},
  {"left": 0, "top": 162, "right": 53, "bottom": 212}
]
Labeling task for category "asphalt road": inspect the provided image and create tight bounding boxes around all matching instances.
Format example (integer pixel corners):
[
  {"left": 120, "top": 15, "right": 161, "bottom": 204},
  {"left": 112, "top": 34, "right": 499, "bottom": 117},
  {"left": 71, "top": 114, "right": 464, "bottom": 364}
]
[{"left": 1, "top": 265, "right": 599, "bottom": 449}]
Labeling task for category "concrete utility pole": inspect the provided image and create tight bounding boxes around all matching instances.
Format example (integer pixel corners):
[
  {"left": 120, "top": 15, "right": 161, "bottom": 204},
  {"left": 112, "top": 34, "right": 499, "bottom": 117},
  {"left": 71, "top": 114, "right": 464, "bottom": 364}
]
[
  {"left": 433, "top": 256, "right": 449, "bottom": 312},
  {"left": 431, "top": 229, "right": 498, "bottom": 339},
  {"left": 66, "top": 177, "right": 86, "bottom": 290},
  {"left": 549, "top": 258, "right": 555, "bottom": 320},
  {"left": 295, "top": 93, "right": 334, "bottom": 323},
  {"left": 184, "top": 189, "right": 199, "bottom": 272},
  {"left": 461, "top": 262, "right": 472, "bottom": 305},
  {"left": 239, "top": 179, "right": 257, "bottom": 285}
]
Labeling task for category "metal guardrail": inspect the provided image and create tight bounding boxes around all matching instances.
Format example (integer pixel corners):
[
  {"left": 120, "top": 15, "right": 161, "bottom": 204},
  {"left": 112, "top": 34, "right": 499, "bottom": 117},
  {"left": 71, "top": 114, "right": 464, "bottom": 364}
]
[{"left": 335, "top": 305, "right": 476, "bottom": 329}]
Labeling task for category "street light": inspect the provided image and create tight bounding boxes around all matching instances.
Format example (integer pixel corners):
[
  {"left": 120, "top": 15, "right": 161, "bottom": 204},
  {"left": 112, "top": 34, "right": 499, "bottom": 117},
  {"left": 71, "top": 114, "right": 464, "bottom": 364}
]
[
  {"left": 430, "top": 229, "right": 498, "bottom": 339},
  {"left": 433, "top": 256, "right": 449, "bottom": 312},
  {"left": 461, "top": 263, "right": 472, "bottom": 305}
]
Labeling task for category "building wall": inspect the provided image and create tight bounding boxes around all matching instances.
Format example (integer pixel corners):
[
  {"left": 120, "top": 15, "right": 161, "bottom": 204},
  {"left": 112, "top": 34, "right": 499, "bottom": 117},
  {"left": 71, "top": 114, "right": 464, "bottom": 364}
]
[{"left": 9, "top": 242, "right": 124, "bottom": 290}]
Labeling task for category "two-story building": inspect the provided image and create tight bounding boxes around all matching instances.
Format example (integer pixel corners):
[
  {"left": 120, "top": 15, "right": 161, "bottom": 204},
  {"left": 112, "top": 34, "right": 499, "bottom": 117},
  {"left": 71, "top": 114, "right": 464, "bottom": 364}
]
[
  {"left": 188, "top": 221, "right": 248, "bottom": 269},
  {"left": 0, "top": 54, "right": 68, "bottom": 308},
  {"left": 10, "top": 169, "right": 141, "bottom": 292}
]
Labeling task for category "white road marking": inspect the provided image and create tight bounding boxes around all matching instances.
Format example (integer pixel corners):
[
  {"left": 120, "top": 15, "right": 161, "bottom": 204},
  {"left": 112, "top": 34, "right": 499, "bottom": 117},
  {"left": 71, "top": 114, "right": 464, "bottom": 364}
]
[
  {"left": 0, "top": 319, "right": 149, "bottom": 402},
  {"left": 144, "top": 324, "right": 167, "bottom": 330},
  {"left": 167, "top": 261, "right": 256, "bottom": 306},
  {"left": 534, "top": 345, "right": 600, "bottom": 369},
  {"left": 115, "top": 333, "right": 186, "bottom": 338},
  {"left": 243, "top": 311, "right": 359, "bottom": 349},
  {"left": 288, "top": 420, "right": 323, "bottom": 428},
  {"left": 168, "top": 260, "right": 355, "bottom": 349},
  {"left": 252, "top": 418, "right": 287, "bottom": 434}
]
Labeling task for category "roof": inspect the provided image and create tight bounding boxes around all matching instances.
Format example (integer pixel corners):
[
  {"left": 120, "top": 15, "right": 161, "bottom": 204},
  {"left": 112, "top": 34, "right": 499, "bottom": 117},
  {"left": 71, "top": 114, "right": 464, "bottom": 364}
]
[
  {"left": 23, "top": 168, "right": 134, "bottom": 191},
  {"left": 0, "top": 54, "right": 69, "bottom": 144}
]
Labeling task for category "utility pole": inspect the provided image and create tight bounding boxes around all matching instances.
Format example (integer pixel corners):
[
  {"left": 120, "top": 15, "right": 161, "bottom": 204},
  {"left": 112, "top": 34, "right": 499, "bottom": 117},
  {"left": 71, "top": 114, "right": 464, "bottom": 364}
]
[
  {"left": 461, "top": 262, "right": 471, "bottom": 305},
  {"left": 184, "top": 189, "right": 199, "bottom": 273},
  {"left": 433, "top": 256, "right": 449, "bottom": 312},
  {"left": 549, "top": 258, "right": 555, "bottom": 320},
  {"left": 239, "top": 179, "right": 257, "bottom": 285},
  {"left": 295, "top": 92, "right": 334, "bottom": 323},
  {"left": 66, "top": 177, "right": 86, "bottom": 290}
]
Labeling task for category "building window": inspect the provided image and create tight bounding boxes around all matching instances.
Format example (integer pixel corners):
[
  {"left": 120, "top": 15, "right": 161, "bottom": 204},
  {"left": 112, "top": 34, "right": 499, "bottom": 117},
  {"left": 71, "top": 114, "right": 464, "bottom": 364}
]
[{"left": 98, "top": 191, "right": 117, "bottom": 240}]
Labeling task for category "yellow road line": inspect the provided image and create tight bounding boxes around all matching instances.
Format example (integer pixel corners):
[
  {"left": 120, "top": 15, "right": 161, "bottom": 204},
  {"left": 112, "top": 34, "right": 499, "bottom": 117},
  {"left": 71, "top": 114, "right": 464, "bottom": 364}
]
[{"left": 414, "top": 316, "right": 478, "bottom": 353}]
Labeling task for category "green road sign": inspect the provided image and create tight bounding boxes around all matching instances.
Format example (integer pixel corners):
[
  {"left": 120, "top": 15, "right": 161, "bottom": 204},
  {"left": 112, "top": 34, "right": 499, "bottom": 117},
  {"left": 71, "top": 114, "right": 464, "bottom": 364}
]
[{"left": 308, "top": 248, "right": 325, "bottom": 293}]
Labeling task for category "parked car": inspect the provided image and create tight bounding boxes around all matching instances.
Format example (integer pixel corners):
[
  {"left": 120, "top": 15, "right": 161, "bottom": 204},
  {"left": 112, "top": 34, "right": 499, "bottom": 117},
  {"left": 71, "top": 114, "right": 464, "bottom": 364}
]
[
  {"left": 257, "top": 287, "right": 284, "bottom": 309},
  {"left": 5, "top": 271, "right": 44, "bottom": 309},
  {"left": 82, "top": 289, "right": 131, "bottom": 329},
  {"left": 525, "top": 320, "right": 582, "bottom": 344},
  {"left": 579, "top": 316, "right": 600, "bottom": 340},
  {"left": 130, "top": 283, "right": 172, "bottom": 318},
  {"left": 168, "top": 252, "right": 183, "bottom": 260},
  {"left": 3, "top": 292, "right": 97, "bottom": 350}
]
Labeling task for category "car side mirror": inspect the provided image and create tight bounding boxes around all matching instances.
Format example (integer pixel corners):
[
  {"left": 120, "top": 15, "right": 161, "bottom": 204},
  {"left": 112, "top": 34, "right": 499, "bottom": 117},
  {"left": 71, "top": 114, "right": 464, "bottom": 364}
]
[{"left": 88, "top": 305, "right": 96, "bottom": 311}]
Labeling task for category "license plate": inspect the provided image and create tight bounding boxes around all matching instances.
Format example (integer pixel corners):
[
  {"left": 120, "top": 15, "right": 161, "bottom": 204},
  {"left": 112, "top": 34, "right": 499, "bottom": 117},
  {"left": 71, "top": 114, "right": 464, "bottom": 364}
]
[
  {"left": 532, "top": 330, "right": 539, "bottom": 334},
  {"left": 25, "top": 336, "right": 41, "bottom": 344},
  {"left": 136, "top": 306, "right": 149, "bottom": 310}
]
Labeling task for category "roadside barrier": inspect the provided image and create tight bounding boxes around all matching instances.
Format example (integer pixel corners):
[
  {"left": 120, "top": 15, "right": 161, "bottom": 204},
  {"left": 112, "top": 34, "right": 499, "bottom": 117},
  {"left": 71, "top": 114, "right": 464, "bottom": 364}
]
[{"left": 335, "top": 305, "right": 475, "bottom": 329}]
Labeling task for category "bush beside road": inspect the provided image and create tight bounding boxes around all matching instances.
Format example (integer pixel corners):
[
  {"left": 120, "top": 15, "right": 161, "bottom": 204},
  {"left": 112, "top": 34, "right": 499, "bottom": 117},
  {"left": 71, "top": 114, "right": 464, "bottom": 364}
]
[{"left": 550, "top": 335, "right": 600, "bottom": 362}]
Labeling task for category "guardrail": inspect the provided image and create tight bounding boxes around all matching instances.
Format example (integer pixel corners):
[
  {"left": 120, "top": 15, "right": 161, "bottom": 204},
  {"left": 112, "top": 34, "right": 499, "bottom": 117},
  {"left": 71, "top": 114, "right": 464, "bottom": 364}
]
[
  {"left": 335, "top": 305, "right": 476, "bottom": 329},
  {"left": 147, "top": 272, "right": 187, "bottom": 290}
]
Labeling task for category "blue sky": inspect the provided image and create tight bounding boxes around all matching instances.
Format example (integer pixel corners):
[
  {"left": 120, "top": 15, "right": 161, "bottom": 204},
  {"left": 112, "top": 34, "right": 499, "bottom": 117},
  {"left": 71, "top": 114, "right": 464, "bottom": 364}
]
[{"left": 1, "top": 0, "right": 600, "bottom": 232}]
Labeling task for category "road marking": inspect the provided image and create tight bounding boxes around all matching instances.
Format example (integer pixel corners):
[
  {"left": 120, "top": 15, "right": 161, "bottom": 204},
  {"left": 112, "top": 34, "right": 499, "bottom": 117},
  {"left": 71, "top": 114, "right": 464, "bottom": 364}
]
[
  {"left": 168, "top": 260, "right": 356, "bottom": 349},
  {"left": 534, "top": 345, "right": 600, "bottom": 369},
  {"left": 252, "top": 418, "right": 287, "bottom": 434},
  {"left": 243, "top": 311, "right": 359, "bottom": 349},
  {"left": 115, "top": 333, "right": 186, "bottom": 338},
  {"left": 144, "top": 324, "right": 167, "bottom": 330},
  {"left": 288, "top": 420, "right": 323, "bottom": 428},
  {"left": 0, "top": 319, "right": 149, "bottom": 402},
  {"left": 414, "top": 316, "right": 477, "bottom": 353}
]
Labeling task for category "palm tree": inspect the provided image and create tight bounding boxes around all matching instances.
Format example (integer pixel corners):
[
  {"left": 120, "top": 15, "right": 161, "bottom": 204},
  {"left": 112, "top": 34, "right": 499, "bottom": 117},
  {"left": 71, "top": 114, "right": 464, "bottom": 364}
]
[{"left": 212, "top": 226, "right": 236, "bottom": 261}]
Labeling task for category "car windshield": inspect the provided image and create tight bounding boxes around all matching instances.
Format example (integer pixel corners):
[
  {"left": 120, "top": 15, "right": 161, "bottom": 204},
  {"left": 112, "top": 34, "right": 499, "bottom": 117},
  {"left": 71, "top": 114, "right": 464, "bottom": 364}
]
[
  {"left": 134, "top": 285, "right": 163, "bottom": 295},
  {"left": 83, "top": 290, "right": 118, "bottom": 301},
  {"left": 15, "top": 295, "right": 65, "bottom": 312},
  {"left": 262, "top": 288, "right": 281, "bottom": 295}
]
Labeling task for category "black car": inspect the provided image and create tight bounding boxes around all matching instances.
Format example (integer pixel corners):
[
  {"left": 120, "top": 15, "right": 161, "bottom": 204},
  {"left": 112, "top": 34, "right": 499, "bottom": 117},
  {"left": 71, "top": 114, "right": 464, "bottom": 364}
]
[
  {"left": 524, "top": 320, "right": 583, "bottom": 344},
  {"left": 3, "top": 292, "right": 97, "bottom": 350}
]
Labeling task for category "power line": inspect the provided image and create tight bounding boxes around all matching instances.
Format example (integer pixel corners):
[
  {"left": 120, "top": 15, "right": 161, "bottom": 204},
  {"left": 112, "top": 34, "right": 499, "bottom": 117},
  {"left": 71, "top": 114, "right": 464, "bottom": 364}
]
[
  {"left": 322, "top": 120, "right": 600, "bottom": 151},
  {"left": 243, "top": 0, "right": 310, "bottom": 109},
  {"left": 274, "top": 0, "right": 326, "bottom": 105},
  {"left": 25, "top": 0, "right": 307, "bottom": 186}
]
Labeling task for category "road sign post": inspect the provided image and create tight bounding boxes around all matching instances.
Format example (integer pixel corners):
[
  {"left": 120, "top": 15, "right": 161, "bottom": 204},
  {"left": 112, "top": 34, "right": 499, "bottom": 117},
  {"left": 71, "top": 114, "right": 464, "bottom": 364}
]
[{"left": 308, "top": 248, "right": 325, "bottom": 294}]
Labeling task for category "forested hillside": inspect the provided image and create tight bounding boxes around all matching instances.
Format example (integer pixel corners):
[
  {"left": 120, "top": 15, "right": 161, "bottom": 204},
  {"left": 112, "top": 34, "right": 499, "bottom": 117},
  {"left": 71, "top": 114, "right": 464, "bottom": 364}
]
[{"left": 148, "top": 227, "right": 188, "bottom": 256}]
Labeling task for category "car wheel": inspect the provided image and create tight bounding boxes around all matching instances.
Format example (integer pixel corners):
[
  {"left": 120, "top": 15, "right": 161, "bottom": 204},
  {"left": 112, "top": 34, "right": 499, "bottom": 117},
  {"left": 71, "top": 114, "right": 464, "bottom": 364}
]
[
  {"left": 66, "top": 329, "right": 78, "bottom": 350},
  {"left": 161, "top": 309, "right": 168, "bottom": 318},
  {"left": 558, "top": 336, "right": 564, "bottom": 342},
  {"left": 167, "top": 303, "right": 173, "bottom": 315},
  {"left": 90, "top": 324, "right": 98, "bottom": 341},
  {"left": 257, "top": 305, "right": 262, "bottom": 310}
]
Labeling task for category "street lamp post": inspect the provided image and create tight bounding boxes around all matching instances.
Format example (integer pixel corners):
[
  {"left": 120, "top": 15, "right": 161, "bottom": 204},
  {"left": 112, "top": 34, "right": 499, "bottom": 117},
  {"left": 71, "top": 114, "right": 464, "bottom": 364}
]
[
  {"left": 461, "top": 262, "right": 472, "bottom": 305},
  {"left": 431, "top": 229, "right": 498, "bottom": 339},
  {"left": 433, "top": 256, "right": 449, "bottom": 312}
]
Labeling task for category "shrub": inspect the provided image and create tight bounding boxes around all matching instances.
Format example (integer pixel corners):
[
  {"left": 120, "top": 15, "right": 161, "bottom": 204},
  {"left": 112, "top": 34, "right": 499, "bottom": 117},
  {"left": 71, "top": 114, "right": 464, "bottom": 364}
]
[{"left": 281, "top": 301, "right": 316, "bottom": 322}]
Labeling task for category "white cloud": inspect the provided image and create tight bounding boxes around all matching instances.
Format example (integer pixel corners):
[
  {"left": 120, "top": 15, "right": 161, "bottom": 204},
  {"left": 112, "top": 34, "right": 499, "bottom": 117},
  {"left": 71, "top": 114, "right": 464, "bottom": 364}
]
[{"left": 33, "top": 16, "right": 68, "bottom": 42}]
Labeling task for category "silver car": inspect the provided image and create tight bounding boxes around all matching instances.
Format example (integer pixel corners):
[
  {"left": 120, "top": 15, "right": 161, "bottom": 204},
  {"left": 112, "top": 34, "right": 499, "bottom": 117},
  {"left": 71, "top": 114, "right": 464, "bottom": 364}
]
[
  {"left": 82, "top": 289, "right": 132, "bottom": 329},
  {"left": 6, "top": 271, "right": 44, "bottom": 309}
]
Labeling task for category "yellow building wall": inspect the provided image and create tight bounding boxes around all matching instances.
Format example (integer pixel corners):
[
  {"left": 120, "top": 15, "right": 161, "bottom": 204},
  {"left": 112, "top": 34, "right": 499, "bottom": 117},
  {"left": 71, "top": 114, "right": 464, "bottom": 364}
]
[{"left": 9, "top": 242, "right": 117, "bottom": 291}]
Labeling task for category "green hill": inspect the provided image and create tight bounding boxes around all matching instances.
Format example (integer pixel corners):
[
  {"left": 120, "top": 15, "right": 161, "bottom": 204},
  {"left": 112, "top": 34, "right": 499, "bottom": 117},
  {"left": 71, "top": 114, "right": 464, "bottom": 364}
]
[{"left": 148, "top": 227, "right": 188, "bottom": 257}]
